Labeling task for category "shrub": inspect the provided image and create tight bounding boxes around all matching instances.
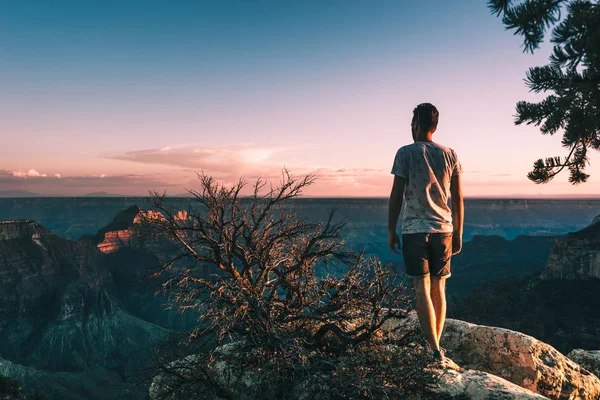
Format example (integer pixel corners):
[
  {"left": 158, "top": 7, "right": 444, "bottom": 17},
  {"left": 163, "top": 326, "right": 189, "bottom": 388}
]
[{"left": 143, "top": 171, "right": 434, "bottom": 399}]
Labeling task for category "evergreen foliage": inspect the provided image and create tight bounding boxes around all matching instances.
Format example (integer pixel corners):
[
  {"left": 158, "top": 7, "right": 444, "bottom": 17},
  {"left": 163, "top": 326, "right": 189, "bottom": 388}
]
[{"left": 489, "top": 0, "right": 600, "bottom": 184}]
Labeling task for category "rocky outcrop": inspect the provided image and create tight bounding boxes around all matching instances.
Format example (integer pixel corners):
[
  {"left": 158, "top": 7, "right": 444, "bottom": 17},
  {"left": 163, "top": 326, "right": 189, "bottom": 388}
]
[
  {"left": 424, "top": 364, "right": 547, "bottom": 400},
  {"left": 291, "top": 360, "right": 549, "bottom": 400},
  {"left": 149, "top": 341, "right": 549, "bottom": 400},
  {"left": 567, "top": 349, "right": 600, "bottom": 379},
  {"left": 0, "top": 225, "right": 170, "bottom": 371},
  {"left": 80, "top": 205, "right": 168, "bottom": 254},
  {"left": 292, "top": 357, "right": 549, "bottom": 400},
  {"left": 0, "top": 220, "right": 49, "bottom": 241},
  {"left": 0, "top": 209, "right": 196, "bottom": 399},
  {"left": 383, "top": 312, "right": 600, "bottom": 399},
  {"left": 543, "top": 215, "right": 600, "bottom": 280}
]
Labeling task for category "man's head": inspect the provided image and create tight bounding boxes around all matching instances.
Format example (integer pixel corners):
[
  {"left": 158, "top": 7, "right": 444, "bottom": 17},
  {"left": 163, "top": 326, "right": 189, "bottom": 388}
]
[{"left": 411, "top": 103, "right": 439, "bottom": 141}]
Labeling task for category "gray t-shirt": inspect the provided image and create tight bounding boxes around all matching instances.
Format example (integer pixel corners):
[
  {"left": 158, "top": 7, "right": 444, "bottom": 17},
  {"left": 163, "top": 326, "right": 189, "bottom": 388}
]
[{"left": 391, "top": 142, "right": 462, "bottom": 234}]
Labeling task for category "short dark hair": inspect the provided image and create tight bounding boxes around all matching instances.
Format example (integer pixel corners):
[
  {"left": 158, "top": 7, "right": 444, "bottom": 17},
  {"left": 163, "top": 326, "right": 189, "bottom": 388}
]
[{"left": 413, "top": 103, "right": 439, "bottom": 133}]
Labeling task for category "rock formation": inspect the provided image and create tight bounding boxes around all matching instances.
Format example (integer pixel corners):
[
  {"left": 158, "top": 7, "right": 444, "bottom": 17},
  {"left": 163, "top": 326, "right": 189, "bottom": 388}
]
[
  {"left": 423, "top": 365, "right": 547, "bottom": 399},
  {"left": 568, "top": 349, "right": 600, "bottom": 379},
  {"left": 450, "top": 215, "right": 600, "bottom": 354},
  {"left": 0, "top": 219, "right": 49, "bottom": 240},
  {"left": 150, "top": 312, "right": 600, "bottom": 400},
  {"left": 543, "top": 215, "right": 600, "bottom": 280},
  {"left": 0, "top": 207, "right": 196, "bottom": 400},
  {"left": 384, "top": 312, "right": 600, "bottom": 400}
]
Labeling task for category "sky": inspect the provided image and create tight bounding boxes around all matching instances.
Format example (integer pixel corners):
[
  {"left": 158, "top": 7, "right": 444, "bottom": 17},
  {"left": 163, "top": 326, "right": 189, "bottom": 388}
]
[{"left": 1, "top": 0, "right": 599, "bottom": 197}]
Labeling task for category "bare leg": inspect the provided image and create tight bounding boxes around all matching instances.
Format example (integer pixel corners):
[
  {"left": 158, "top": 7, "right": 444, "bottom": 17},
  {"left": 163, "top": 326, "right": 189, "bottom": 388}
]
[
  {"left": 430, "top": 277, "right": 447, "bottom": 344},
  {"left": 412, "top": 276, "right": 439, "bottom": 351}
]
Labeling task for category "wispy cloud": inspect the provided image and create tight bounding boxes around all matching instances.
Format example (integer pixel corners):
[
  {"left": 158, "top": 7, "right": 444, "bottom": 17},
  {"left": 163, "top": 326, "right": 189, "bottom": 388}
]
[
  {"left": 107, "top": 144, "right": 283, "bottom": 177},
  {"left": 102, "top": 144, "right": 396, "bottom": 195},
  {"left": 0, "top": 169, "right": 179, "bottom": 195}
]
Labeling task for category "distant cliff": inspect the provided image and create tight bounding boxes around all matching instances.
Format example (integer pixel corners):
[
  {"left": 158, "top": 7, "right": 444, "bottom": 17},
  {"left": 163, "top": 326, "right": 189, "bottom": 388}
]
[
  {"left": 445, "top": 233, "right": 558, "bottom": 299},
  {"left": 80, "top": 204, "right": 172, "bottom": 254},
  {"left": 543, "top": 215, "right": 600, "bottom": 280},
  {"left": 0, "top": 206, "right": 194, "bottom": 400},
  {"left": 451, "top": 216, "right": 600, "bottom": 354},
  {"left": 0, "top": 219, "right": 49, "bottom": 240}
]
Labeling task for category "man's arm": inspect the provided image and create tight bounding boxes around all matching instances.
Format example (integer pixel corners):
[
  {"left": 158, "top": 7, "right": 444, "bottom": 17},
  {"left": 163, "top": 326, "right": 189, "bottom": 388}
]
[
  {"left": 388, "top": 175, "right": 406, "bottom": 254},
  {"left": 450, "top": 173, "right": 464, "bottom": 255}
]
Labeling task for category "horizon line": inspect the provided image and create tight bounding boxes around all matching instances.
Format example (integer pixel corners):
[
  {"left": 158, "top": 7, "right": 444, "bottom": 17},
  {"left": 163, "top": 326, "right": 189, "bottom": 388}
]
[{"left": 1, "top": 195, "right": 600, "bottom": 200}]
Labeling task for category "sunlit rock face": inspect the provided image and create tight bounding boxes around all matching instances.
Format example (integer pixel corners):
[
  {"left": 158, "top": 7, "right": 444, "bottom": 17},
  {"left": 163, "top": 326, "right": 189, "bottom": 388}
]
[
  {"left": 383, "top": 312, "right": 600, "bottom": 400},
  {"left": 81, "top": 205, "right": 164, "bottom": 254},
  {"left": 543, "top": 215, "right": 600, "bottom": 280},
  {"left": 80, "top": 205, "right": 188, "bottom": 263},
  {"left": 423, "top": 367, "right": 547, "bottom": 400}
]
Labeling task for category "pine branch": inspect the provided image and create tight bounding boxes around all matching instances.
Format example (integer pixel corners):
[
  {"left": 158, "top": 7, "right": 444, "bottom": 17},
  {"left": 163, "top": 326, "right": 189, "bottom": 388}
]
[
  {"left": 492, "top": 0, "right": 599, "bottom": 184},
  {"left": 500, "top": 0, "right": 564, "bottom": 53}
]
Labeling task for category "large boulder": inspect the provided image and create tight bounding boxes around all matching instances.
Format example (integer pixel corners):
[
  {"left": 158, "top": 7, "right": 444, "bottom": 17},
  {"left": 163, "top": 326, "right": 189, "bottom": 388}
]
[
  {"left": 424, "top": 364, "right": 547, "bottom": 400},
  {"left": 150, "top": 341, "right": 550, "bottom": 400},
  {"left": 290, "top": 359, "right": 547, "bottom": 400},
  {"left": 383, "top": 312, "right": 600, "bottom": 399},
  {"left": 149, "top": 342, "right": 257, "bottom": 400},
  {"left": 567, "top": 349, "right": 600, "bottom": 378},
  {"left": 149, "top": 355, "right": 207, "bottom": 400}
]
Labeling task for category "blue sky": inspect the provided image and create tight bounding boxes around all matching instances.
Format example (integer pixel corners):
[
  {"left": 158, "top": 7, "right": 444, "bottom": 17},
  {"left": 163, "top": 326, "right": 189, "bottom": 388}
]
[{"left": 1, "top": 0, "right": 598, "bottom": 196}]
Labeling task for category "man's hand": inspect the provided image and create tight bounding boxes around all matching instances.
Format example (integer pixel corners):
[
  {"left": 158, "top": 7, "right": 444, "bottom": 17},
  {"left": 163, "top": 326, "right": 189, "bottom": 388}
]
[
  {"left": 450, "top": 173, "right": 464, "bottom": 256},
  {"left": 388, "top": 231, "right": 401, "bottom": 254},
  {"left": 452, "top": 232, "right": 462, "bottom": 255},
  {"left": 388, "top": 176, "right": 405, "bottom": 254}
]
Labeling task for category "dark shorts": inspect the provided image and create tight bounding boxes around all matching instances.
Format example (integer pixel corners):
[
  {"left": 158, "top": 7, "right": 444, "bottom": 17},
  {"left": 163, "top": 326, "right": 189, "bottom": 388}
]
[{"left": 402, "top": 232, "right": 452, "bottom": 279}]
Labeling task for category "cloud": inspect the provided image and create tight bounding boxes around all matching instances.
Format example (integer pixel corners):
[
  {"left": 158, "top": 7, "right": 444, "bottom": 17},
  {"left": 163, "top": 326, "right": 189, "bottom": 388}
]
[
  {"left": 109, "top": 144, "right": 387, "bottom": 179},
  {"left": 0, "top": 169, "right": 179, "bottom": 195},
  {"left": 105, "top": 144, "right": 398, "bottom": 196},
  {"left": 11, "top": 169, "right": 47, "bottom": 178},
  {"left": 108, "top": 144, "right": 282, "bottom": 177}
]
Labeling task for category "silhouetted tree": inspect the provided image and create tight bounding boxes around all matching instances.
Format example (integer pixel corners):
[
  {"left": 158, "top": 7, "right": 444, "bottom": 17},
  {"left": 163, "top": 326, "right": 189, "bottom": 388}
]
[{"left": 489, "top": 0, "right": 600, "bottom": 184}]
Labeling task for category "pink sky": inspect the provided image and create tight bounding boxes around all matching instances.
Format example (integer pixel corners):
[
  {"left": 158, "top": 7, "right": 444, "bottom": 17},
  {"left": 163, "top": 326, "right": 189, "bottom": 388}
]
[{"left": 1, "top": 2, "right": 599, "bottom": 197}]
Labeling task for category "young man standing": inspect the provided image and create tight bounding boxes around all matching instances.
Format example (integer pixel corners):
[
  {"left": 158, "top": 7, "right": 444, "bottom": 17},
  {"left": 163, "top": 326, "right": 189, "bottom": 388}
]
[{"left": 387, "top": 103, "right": 464, "bottom": 361}]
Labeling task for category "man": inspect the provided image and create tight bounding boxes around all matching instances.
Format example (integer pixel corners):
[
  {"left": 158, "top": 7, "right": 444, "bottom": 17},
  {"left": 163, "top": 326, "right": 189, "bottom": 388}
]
[{"left": 387, "top": 103, "right": 464, "bottom": 361}]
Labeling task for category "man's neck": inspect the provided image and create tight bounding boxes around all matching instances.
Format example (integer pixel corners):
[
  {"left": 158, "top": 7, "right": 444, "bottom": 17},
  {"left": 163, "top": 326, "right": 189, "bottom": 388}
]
[{"left": 414, "top": 132, "right": 434, "bottom": 142}]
